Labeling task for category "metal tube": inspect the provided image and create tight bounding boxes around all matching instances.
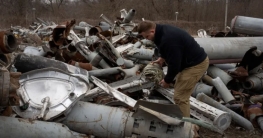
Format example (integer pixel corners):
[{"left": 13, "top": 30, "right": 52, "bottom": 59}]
[
  {"left": 207, "top": 65, "right": 233, "bottom": 85},
  {"left": 202, "top": 74, "right": 214, "bottom": 86},
  {"left": 192, "top": 82, "right": 213, "bottom": 97},
  {"left": 63, "top": 101, "right": 196, "bottom": 138},
  {"left": 69, "top": 31, "right": 110, "bottom": 68},
  {"left": 214, "top": 63, "right": 236, "bottom": 70},
  {"left": 98, "top": 34, "right": 134, "bottom": 67},
  {"left": 123, "top": 9, "right": 136, "bottom": 23},
  {"left": 100, "top": 14, "right": 114, "bottom": 26},
  {"left": 118, "top": 64, "right": 141, "bottom": 78},
  {"left": 209, "top": 59, "right": 242, "bottom": 64},
  {"left": 14, "top": 53, "right": 89, "bottom": 75},
  {"left": 155, "top": 87, "right": 231, "bottom": 131},
  {"left": 190, "top": 96, "right": 231, "bottom": 131},
  {"left": 243, "top": 73, "right": 263, "bottom": 91},
  {"left": 211, "top": 77, "right": 235, "bottom": 103},
  {"left": 88, "top": 67, "right": 121, "bottom": 77},
  {"left": 195, "top": 37, "right": 263, "bottom": 60},
  {"left": 120, "top": 9, "right": 127, "bottom": 18},
  {"left": 0, "top": 116, "right": 81, "bottom": 138},
  {"left": 196, "top": 93, "right": 254, "bottom": 131},
  {"left": 99, "top": 21, "right": 111, "bottom": 27},
  {"left": 231, "top": 16, "right": 263, "bottom": 36},
  {"left": 63, "top": 101, "right": 133, "bottom": 138},
  {"left": 0, "top": 31, "right": 18, "bottom": 54},
  {"left": 83, "top": 76, "right": 153, "bottom": 98}
]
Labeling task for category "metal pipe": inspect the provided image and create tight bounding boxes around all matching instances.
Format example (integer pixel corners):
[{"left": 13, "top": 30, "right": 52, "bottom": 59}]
[
  {"left": 88, "top": 67, "right": 120, "bottom": 77},
  {"left": 69, "top": 31, "right": 110, "bottom": 68},
  {"left": 191, "top": 82, "right": 213, "bottom": 97},
  {"left": 88, "top": 64, "right": 140, "bottom": 78},
  {"left": 231, "top": 16, "right": 263, "bottom": 36},
  {"left": 100, "top": 14, "right": 114, "bottom": 26},
  {"left": 196, "top": 93, "right": 254, "bottom": 131},
  {"left": 214, "top": 63, "right": 236, "bottom": 70},
  {"left": 195, "top": 37, "right": 263, "bottom": 60},
  {"left": 63, "top": 101, "right": 196, "bottom": 138},
  {"left": 118, "top": 64, "right": 141, "bottom": 78},
  {"left": 63, "top": 101, "right": 134, "bottom": 138},
  {"left": 123, "top": 9, "right": 136, "bottom": 23},
  {"left": 243, "top": 73, "right": 263, "bottom": 91},
  {"left": 202, "top": 74, "right": 214, "bottom": 86},
  {"left": 14, "top": 53, "right": 89, "bottom": 75},
  {"left": 190, "top": 96, "right": 231, "bottom": 131},
  {"left": 0, "top": 31, "right": 17, "bottom": 54},
  {"left": 84, "top": 76, "right": 153, "bottom": 98},
  {"left": 155, "top": 87, "right": 231, "bottom": 131},
  {"left": 209, "top": 59, "right": 242, "bottom": 64},
  {"left": 204, "top": 76, "right": 235, "bottom": 103},
  {"left": 99, "top": 21, "right": 111, "bottom": 27},
  {"left": 207, "top": 65, "right": 233, "bottom": 85},
  {"left": 120, "top": 9, "right": 127, "bottom": 18},
  {"left": 98, "top": 34, "right": 134, "bottom": 68},
  {"left": 0, "top": 116, "right": 82, "bottom": 138}
]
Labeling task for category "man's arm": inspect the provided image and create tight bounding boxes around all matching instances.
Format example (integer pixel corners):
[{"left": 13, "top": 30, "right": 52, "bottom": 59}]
[{"left": 162, "top": 42, "right": 183, "bottom": 83}]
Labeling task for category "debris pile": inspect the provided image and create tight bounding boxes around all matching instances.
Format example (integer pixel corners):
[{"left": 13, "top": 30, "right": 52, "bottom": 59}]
[{"left": 1, "top": 9, "right": 263, "bottom": 137}]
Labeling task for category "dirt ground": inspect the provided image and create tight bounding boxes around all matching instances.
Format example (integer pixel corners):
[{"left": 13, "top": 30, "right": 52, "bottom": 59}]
[{"left": 199, "top": 123, "right": 262, "bottom": 138}]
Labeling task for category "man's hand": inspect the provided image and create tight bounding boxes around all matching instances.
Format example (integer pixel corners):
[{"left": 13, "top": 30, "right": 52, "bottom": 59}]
[
  {"left": 159, "top": 79, "right": 170, "bottom": 88},
  {"left": 152, "top": 57, "right": 165, "bottom": 67}
]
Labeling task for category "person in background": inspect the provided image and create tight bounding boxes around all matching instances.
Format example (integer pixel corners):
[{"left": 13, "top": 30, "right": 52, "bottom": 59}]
[{"left": 137, "top": 20, "right": 209, "bottom": 117}]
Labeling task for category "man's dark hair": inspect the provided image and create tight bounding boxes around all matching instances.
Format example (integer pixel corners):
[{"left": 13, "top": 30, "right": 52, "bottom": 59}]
[{"left": 137, "top": 20, "right": 156, "bottom": 34}]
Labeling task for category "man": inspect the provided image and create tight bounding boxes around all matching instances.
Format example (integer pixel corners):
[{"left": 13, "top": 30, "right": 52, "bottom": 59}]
[{"left": 137, "top": 20, "right": 209, "bottom": 117}]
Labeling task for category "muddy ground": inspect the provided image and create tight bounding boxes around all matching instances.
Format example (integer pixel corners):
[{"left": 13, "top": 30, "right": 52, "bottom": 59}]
[{"left": 199, "top": 123, "right": 262, "bottom": 138}]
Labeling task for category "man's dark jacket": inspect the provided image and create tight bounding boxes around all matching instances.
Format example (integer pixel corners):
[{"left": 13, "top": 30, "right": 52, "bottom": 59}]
[{"left": 154, "top": 24, "right": 207, "bottom": 83}]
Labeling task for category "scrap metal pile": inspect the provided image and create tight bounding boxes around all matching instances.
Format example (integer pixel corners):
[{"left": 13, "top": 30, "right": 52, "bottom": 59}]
[{"left": 1, "top": 9, "right": 263, "bottom": 138}]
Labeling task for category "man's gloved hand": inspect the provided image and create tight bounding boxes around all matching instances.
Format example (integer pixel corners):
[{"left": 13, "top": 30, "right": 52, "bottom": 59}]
[
  {"left": 152, "top": 57, "right": 165, "bottom": 67},
  {"left": 159, "top": 79, "right": 170, "bottom": 88}
]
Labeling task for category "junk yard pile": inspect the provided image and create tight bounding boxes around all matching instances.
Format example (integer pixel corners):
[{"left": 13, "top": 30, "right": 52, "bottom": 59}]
[{"left": 1, "top": 9, "right": 263, "bottom": 138}]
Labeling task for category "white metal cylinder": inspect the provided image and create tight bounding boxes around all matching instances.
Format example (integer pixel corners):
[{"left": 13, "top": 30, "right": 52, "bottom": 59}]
[
  {"left": 63, "top": 101, "right": 134, "bottom": 138},
  {"left": 231, "top": 16, "right": 263, "bottom": 36},
  {"left": 190, "top": 97, "right": 231, "bottom": 131},
  {"left": 195, "top": 37, "right": 263, "bottom": 60},
  {"left": 207, "top": 66, "right": 233, "bottom": 85},
  {"left": 192, "top": 82, "right": 213, "bottom": 97},
  {"left": 211, "top": 77, "right": 235, "bottom": 103},
  {"left": 196, "top": 93, "right": 254, "bottom": 131}
]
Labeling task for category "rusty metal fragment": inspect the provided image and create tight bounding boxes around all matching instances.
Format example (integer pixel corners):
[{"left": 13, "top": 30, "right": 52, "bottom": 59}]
[{"left": 0, "top": 31, "right": 17, "bottom": 54}]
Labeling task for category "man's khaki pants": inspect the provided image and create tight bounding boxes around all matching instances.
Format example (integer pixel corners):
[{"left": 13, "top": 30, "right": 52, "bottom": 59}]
[{"left": 174, "top": 57, "right": 209, "bottom": 117}]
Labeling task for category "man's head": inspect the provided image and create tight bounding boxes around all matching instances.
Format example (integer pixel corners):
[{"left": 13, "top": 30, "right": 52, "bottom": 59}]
[{"left": 137, "top": 20, "right": 156, "bottom": 41}]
